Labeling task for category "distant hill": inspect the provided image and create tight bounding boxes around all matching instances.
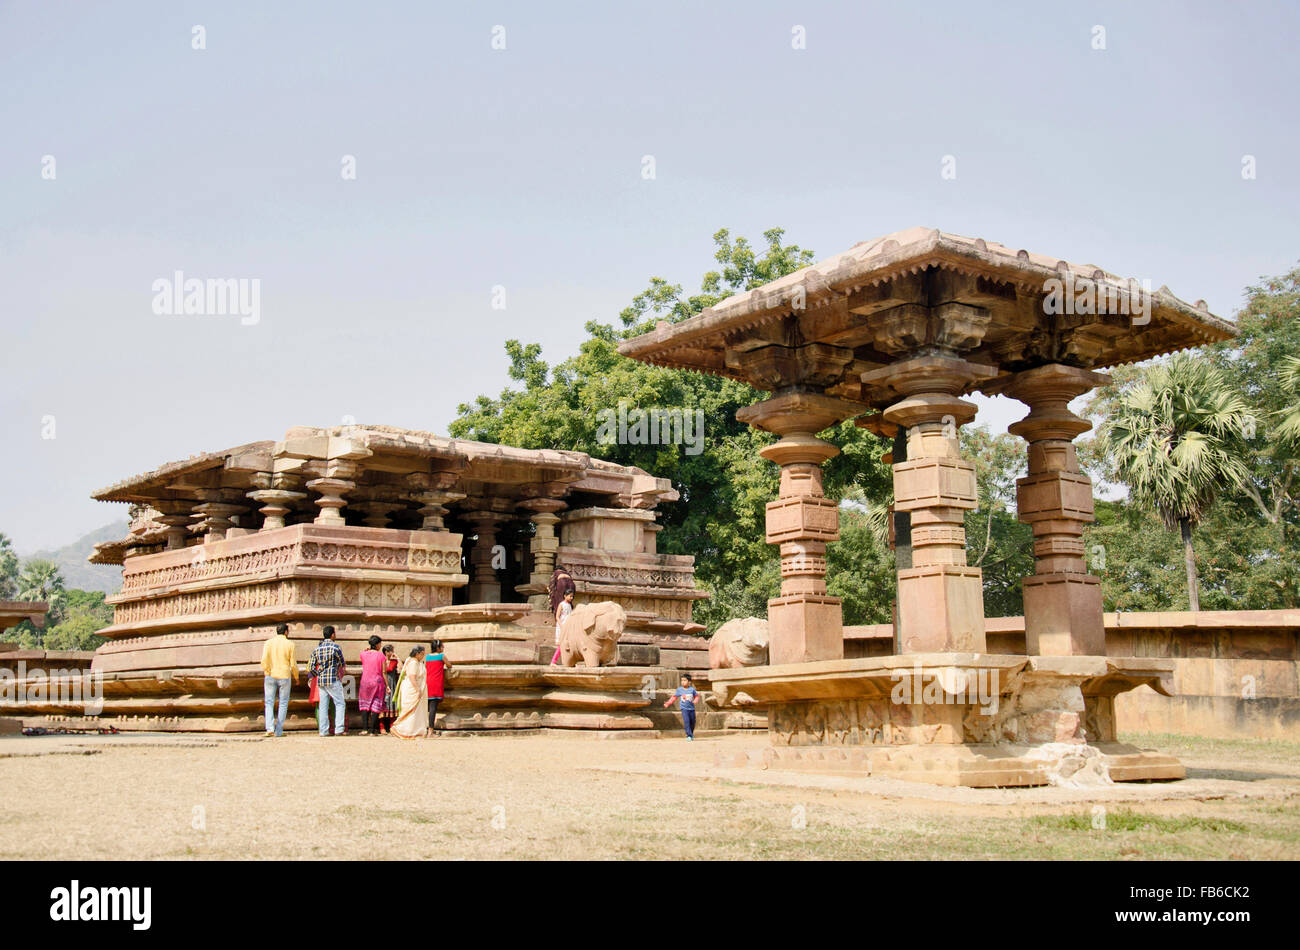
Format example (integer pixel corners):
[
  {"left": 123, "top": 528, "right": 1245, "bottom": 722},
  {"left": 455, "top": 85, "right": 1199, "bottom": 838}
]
[{"left": 23, "top": 521, "right": 128, "bottom": 594}]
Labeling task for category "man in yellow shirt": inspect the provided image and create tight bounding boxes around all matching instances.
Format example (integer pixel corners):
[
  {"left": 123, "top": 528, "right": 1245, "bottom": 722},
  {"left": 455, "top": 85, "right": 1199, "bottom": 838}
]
[{"left": 261, "top": 623, "right": 299, "bottom": 737}]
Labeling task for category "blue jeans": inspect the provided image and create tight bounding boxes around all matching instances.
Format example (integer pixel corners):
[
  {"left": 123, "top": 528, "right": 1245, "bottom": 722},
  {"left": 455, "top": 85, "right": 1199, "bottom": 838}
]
[
  {"left": 263, "top": 676, "right": 290, "bottom": 736},
  {"left": 681, "top": 707, "right": 696, "bottom": 738},
  {"left": 319, "top": 680, "right": 346, "bottom": 735}
]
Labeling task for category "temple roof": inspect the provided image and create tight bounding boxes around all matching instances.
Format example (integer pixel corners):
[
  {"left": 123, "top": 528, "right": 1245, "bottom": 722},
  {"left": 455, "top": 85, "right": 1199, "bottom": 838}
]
[
  {"left": 89, "top": 425, "right": 677, "bottom": 564},
  {"left": 0, "top": 600, "right": 49, "bottom": 633},
  {"left": 618, "top": 227, "right": 1236, "bottom": 395},
  {"left": 92, "top": 425, "right": 672, "bottom": 505}
]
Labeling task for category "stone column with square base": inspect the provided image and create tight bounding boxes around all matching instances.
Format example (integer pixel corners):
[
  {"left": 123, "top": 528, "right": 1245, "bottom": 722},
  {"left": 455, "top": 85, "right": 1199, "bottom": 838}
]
[
  {"left": 996, "top": 364, "right": 1108, "bottom": 656},
  {"left": 737, "top": 391, "right": 867, "bottom": 665},
  {"left": 862, "top": 356, "right": 994, "bottom": 653}
]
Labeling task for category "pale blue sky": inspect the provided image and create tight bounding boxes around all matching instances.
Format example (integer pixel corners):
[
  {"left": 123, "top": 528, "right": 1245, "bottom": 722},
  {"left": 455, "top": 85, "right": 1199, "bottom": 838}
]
[{"left": 2, "top": 0, "right": 1297, "bottom": 550}]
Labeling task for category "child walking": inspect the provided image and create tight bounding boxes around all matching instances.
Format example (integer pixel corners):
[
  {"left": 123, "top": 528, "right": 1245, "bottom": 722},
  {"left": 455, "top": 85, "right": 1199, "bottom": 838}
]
[{"left": 663, "top": 673, "right": 702, "bottom": 740}]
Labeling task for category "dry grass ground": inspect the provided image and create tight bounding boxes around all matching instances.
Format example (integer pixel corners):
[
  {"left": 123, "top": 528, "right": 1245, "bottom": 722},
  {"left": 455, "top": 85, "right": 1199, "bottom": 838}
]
[{"left": 0, "top": 730, "right": 1296, "bottom": 860}]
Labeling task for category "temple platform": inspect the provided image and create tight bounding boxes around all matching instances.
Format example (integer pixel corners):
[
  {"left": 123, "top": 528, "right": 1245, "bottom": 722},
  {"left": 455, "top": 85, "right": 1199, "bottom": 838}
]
[{"left": 7, "top": 664, "right": 664, "bottom": 733}]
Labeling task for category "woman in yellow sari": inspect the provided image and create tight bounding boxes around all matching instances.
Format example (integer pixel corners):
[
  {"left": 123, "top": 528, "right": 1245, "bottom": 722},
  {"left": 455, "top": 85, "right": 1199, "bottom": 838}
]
[{"left": 390, "top": 646, "right": 429, "bottom": 739}]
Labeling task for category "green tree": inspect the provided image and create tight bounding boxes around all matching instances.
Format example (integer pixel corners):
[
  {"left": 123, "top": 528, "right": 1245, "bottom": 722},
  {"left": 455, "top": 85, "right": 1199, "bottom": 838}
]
[
  {"left": 1277, "top": 355, "right": 1300, "bottom": 443},
  {"left": 1083, "top": 501, "right": 1186, "bottom": 611},
  {"left": 1094, "top": 354, "right": 1255, "bottom": 610},
  {"left": 0, "top": 533, "right": 18, "bottom": 600},
  {"left": 41, "top": 589, "right": 112, "bottom": 652},
  {"left": 452, "top": 228, "right": 896, "bottom": 632},
  {"left": 960, "top": 426, "right": 1033, "bottom": 617},
  {"left": 826, "top": 507, "right": 896, "bottom": 626},
  {"left": 1204, "top": 265, "right": 1300, "bottom": 530},
  {"left": 16, "top": 558, "right": 65, "bottom": 607}
]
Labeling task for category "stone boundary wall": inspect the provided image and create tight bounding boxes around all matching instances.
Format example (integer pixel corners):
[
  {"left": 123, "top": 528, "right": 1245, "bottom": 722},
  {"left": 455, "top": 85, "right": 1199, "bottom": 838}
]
[{"left": 845, "top": 609, "right": 1300, "bottom": 740}]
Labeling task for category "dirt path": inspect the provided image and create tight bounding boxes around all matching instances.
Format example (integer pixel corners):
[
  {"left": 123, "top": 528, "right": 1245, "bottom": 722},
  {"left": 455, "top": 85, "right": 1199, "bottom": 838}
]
[{"left": 0, "top": 731, "right": 1296, "bottom": 860}]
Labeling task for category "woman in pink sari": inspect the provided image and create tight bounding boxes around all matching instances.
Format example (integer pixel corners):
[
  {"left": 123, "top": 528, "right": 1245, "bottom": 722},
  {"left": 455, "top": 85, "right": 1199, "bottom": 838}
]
[{"left": 357, "top": 635, "right": 387, "bottom": 734}]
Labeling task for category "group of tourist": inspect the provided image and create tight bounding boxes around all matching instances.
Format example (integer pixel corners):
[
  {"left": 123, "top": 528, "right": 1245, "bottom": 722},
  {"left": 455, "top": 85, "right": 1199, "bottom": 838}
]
[
  {"left": 259, "top": 623, "right": 449, "bottom": 739},
  {"left": 258, "top": 567, "right": 703, "bottom": 740}
]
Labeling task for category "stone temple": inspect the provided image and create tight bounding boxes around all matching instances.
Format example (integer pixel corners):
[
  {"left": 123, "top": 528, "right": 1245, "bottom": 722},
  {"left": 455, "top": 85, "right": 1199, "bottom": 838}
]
[
  {"left": 75, "top": 425, "right": 707, "bottom": 731},
  {"left": 7, "top": 226, "right": 1251, "bottom": 786}
]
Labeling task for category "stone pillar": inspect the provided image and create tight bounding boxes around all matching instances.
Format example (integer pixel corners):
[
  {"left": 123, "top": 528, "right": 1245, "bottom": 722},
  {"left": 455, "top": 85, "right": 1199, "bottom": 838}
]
[
  {"left": 306, "top": 479, "right": 352, "bottom": 525},
  {"left": 464, "top": 509, "right": 508, "bottom": 602},
  {"left": 519, "top": 498, "right": 565, "bottom": 588},
  {"left": 999, "top": 363, "right": 1109, "bottom": 656},
  {"left": 306, "top": 462, "right": 357, "bottom": 526},
  {"left": 406, "top": 472, "right": 464, "bottom": 531},
  {"left": 355, "top": 499, "right": 404, "bottom": 529},
  {"left": 151, "top": 501, "right": 194, "bottom": 550},
  {"left": 247, "top": 489, "right": 307, "bottom": 531},
  {"left": 863, "top": 356, "right": 994, "bottom": 653},
  {"left": 193, "top": 495, "right": 246, "bottom": 544},
  {"left": 736, "top": 391, "right": 865, "bottom": 665},
  {"left": 642, "top": 521, "right": 662, "bottom": 555}
]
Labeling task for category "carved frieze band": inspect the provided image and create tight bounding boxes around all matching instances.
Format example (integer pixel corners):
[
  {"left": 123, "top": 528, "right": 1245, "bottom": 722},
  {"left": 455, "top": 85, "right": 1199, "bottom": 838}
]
[
  {"left": 113, "top": 578, "right": 454, "bottom": 624},
  {"left": 770, "top": 698, "right": 986, "bottom": 747},
  {"left": 564, "top": 561, "right": 695, "bottom": 589},
  {"left": 120, "top": 538, "right": 463, "bottom": 596}
]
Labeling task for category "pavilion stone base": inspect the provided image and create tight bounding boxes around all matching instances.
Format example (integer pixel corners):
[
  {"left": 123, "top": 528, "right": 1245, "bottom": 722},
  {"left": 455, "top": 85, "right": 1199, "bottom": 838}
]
[
  {"left": 710, "top": 654, "right": 1185, "bottom": 788},
  {"left": 754, "top": 742, "right": 1184, "bottom": 788},
  {"left": 7, "top": 600, "right": 687, "bottom": 734},
  {"left": 10, "top": 665, "right": 662, "bottom": 733},
  {"left": 439, "top": 666, "right": 658, "bottom": 732}
]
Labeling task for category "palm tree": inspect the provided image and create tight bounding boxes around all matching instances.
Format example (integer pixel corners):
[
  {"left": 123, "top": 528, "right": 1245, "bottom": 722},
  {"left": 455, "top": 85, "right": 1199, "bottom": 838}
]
[
  {"left": 1277, "top": 355, "right": 1300, "bottom": 442},
  {"left": 16, "top": 558, "right": 65, "bottom": 605},
  {"left": 1097, "top": 354, "right": 1255, "bottom": 611}
]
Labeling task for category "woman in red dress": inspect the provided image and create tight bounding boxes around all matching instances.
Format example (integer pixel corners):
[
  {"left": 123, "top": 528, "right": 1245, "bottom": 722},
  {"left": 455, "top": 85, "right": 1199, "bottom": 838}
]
[{"left": 424, "top": 638, "right": 451, "bottom": 737}]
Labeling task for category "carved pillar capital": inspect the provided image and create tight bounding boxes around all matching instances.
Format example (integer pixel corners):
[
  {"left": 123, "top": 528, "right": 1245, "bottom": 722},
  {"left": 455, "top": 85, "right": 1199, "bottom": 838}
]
[
  {"left": 247, "top": 489, "right": 307, "bottom": 531},
  {"left": 306, "top": 477, "right": 354, "bottom": 526},
  {"left": 192, "top": 501, "right": 246, "bottom": 543},
  {"left": 352, "top": 499, "right": 405, "bottom": 529},
  {"left": 149, "top": 500, "right": 195, "bottom": 550}
]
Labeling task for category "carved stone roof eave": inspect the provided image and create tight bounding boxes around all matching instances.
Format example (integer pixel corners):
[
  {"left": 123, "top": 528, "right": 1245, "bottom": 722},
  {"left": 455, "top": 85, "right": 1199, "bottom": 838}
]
[
  {"left": 617, "top": 227, "right": 1237, "bottom": 371},
  {"left": 92, "top": 440, "right": 278, "bottom": 503}
]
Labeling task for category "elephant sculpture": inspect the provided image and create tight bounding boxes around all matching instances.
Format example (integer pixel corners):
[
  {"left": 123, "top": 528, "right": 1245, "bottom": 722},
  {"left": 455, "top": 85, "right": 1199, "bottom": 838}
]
[
  {"left": 709, "top": 617, "right": 769, "bottom": 669},
  {"left": 557, "top": 601, "right": 627, "bottom": 668}
]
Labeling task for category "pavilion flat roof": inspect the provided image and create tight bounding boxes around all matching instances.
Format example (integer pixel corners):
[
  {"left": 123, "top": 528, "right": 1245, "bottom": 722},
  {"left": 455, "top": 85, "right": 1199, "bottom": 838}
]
[
  {"left": 618, "top": 226, "right": 1236, "bottom": 384},
  {"left": 91, "top": 425, "right": 672, "bottom": 507},
  {"left": 0, "top": 600, "right": 49, "bottom": 632}
]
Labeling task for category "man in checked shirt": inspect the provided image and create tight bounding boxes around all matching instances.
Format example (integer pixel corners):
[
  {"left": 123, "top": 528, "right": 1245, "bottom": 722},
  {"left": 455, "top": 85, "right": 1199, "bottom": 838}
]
[{"left": 308, "top": 625, "right": 348, "bottom": 736}]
